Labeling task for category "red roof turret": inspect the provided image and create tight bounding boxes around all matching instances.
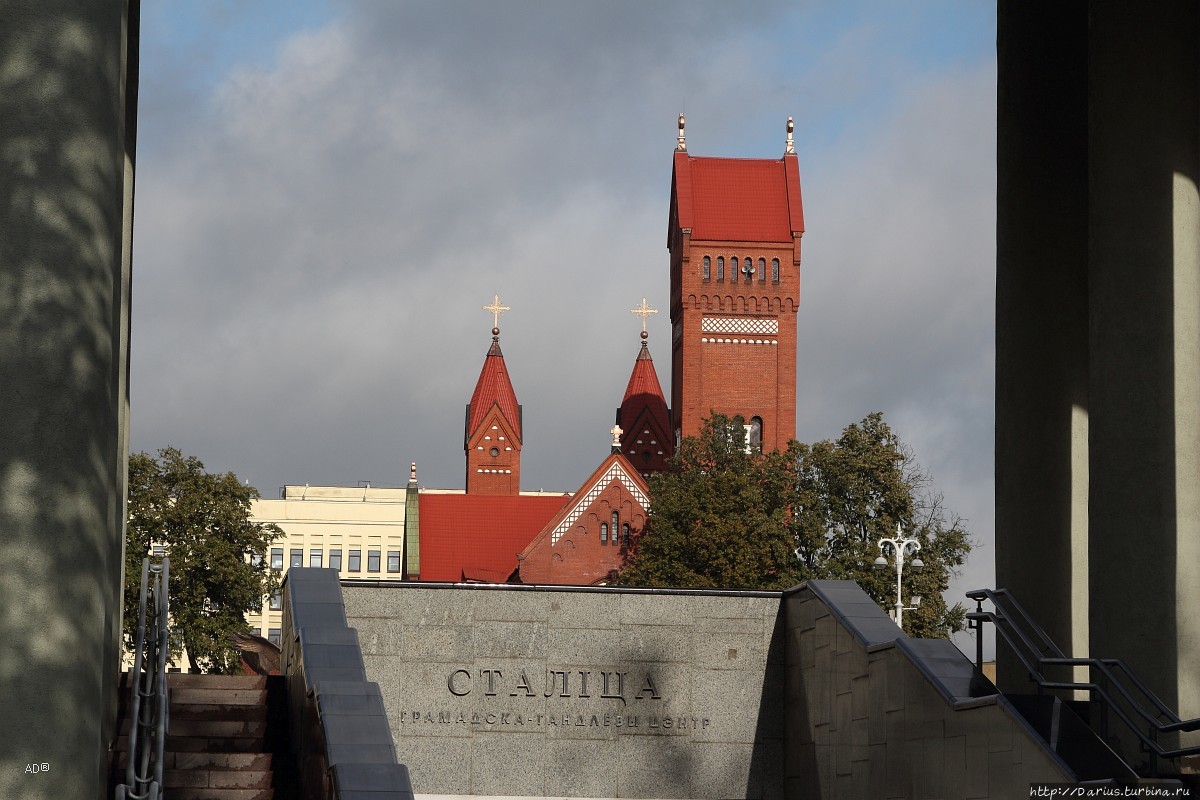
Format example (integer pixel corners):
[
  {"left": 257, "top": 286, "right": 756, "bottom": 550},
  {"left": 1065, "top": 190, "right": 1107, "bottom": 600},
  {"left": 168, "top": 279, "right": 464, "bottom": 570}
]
[{"left": 466, "top": 330, "right": 521, "bottom": 443}]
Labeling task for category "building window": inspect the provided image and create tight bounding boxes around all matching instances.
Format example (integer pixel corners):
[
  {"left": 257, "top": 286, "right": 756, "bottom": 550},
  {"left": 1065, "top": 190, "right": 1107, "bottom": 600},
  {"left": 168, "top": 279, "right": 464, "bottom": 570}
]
[
  {"left": 702, "top": 255, "right": 711, "bottom": 280},
  {"left": 749, "top": 416, "right": 763, "bottom": 453},
  {"left": 329, "top": 549, "right": 343, "bottom": 571},
  {"left": 600, "top": 523, "right": 608, "bottom": 543},
  {"left": 268, "top": 628, "right": 281, "bottom": 647},
  {"left": 387, "top": 551, "right": 401, "bottom": 573},
  {"left": 309, "top": 548, "right": 322, "bottom": 568},
  {"left": 622, "top": 523, "right": 630, "bottom": 546},
  {"left": 758, "top": 257, "right": 766, "bottom": 283},
  {"left": 367, "top": 550, "right": 381, "bottom": 573},
  {"left": 611, "top": 512, "right": 619, "bottom": 545},
  {"left": 269, "top": 591, "right": 282, "bottom": 611},
  {"left": 771, "top": 258, "right": 780, "bottom": 283},
  {"left": 290, "top": 548, "right": 303, "bottom": 568},
  {"left": 730, "top": 255, "right": 738, "bottom": 283},
  {"left": 270, "top": 547, "right": 283, "bottom": 570},
  {"left": 348, "top": 549, "right": 361, "bottom": 572},
  {"left": 250, "top": 627, "right": 261, "bottom": 637},
  {"left": 716, "top": 256, "right": 724, "bottom": 281}
]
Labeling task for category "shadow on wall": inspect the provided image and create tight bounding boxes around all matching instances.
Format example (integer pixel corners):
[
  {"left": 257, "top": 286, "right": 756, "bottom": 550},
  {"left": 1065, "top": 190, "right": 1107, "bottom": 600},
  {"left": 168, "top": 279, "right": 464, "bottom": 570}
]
[{"left": 0, "top": 4, "right": 136, "bottom": 799}]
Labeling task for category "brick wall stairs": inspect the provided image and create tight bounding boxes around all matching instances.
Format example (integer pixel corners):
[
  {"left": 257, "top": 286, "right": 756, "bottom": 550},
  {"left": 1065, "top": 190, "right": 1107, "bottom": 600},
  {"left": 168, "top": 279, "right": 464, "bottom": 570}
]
[{"left": 111, "top": 673, "right": 296, "bottom": 800}]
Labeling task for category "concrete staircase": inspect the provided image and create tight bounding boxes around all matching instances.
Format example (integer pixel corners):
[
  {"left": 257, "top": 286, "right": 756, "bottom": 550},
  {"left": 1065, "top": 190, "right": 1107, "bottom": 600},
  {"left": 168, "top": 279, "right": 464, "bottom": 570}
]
[{"left": 112, "top": 673, "right": 295, "bottom": 800}]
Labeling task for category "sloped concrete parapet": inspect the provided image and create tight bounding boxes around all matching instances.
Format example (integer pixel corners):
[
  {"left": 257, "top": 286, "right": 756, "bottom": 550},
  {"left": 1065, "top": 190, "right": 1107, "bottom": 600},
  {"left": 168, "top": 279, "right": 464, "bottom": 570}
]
[{"left": 784, "top": 580, "right": 1075, "bottom": 798}]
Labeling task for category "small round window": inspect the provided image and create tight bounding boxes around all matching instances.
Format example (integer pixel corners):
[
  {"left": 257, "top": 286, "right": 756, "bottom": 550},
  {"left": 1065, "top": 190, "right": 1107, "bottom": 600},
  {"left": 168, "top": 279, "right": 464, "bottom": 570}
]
[{"left": 489, "top": 447, "right": 500, "bottom": 457}]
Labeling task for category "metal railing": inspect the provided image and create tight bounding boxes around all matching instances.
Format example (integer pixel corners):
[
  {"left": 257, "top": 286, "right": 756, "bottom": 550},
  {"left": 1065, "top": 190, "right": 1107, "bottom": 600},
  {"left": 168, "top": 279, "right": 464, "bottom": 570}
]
[
  {"left": 968, "top": 587, "right": 1200, "bottom": 777},
  {"left": 116, "top": 558, "right": 170, "bottom": 800}
]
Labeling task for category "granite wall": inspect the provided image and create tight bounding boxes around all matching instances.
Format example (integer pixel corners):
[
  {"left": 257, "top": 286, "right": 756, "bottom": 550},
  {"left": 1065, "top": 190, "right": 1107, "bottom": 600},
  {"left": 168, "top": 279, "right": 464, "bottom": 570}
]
[
  {"left": 784, "top": 581, "right": 1073, "bottom": 799},
  {"left": 344, "top": 583, "right": 785, "bottom": 799}
]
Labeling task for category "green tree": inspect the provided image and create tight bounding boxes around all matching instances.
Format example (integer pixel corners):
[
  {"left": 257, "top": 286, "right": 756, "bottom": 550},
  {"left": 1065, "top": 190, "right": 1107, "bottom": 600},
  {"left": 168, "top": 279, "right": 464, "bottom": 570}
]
[
  {"left": 790, "top": 413, "right": 970, "bottom": 638},
  {"left": 616, "top": 414, "right": 804, "bottom": 591},
  {"left": 124, "top": 447, "right": 283, "bottom": 673},
  {"left": 617, "top": 413, "right": 970, "bottom": 638}
]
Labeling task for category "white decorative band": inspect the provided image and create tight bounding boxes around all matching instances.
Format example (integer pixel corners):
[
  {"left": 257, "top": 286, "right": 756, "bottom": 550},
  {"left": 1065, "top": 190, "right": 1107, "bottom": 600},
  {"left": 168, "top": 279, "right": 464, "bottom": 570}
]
[
  {"left": 702, "top": 317, "right": 778, "bottom": 335},
  {"left": 551, "top": 463, "right": 649, "bottom": 546},
  {"left": 701, "top": 338, "right": 778, "bottom": 345}
]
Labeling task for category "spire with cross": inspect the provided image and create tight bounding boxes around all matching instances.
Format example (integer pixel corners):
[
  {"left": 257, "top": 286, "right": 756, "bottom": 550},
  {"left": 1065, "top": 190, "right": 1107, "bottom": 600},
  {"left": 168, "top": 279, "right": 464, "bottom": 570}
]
[
  {"left": 483, "top": 294, "right": 510, "bottom": 338},
  {"left": 630, "top": 297, "right": 658, "bottom": 342}
]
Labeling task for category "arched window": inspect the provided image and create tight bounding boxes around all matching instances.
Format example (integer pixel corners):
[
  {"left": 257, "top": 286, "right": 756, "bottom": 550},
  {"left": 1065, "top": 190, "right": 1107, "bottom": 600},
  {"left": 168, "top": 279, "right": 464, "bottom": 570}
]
[
  {"left": 730, "top": 255, "right": 738, "bottom": 283},
  {"left": 611, "top": 512, "right": 620, "bottom": 545},
  {"left": 749, "top": 416, "right": 763, "bottom": 452},
  {"left": 716, "top": 256, "right": 725, "bottom": 281},
  {"left": 622, "top": 523, "right": 630, "bottom": 546},
  {"left": 758, "top": 258, "right": 766, "bottom": 283},
  {"left": 771, "top": 258, "right": 780, "bottom": 283},
  {"left": 600, "top": 523, "right": 608, "bottom": 543},
  {"left": 702, "top": 255, "right": 711, "bottom": 280}
]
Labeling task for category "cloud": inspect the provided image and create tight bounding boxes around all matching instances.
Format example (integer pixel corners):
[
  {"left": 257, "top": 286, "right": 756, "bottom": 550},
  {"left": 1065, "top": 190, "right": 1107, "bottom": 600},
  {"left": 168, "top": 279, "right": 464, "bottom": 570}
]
[{"left": 131, "top": 1, "right": 997, "bottom": 640}]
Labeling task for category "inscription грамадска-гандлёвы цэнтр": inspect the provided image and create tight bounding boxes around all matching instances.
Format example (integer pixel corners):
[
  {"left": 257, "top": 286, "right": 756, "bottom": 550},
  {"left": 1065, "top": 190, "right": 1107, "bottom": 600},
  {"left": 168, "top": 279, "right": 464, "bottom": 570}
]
[{"left": 397, "top": 668, "right": 711, "bottom": 734}]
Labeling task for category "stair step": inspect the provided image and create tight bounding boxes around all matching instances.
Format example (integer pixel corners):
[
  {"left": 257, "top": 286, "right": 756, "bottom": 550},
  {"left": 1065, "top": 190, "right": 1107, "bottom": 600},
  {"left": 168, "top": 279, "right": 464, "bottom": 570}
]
[
  {"left": 165, "top": 789, "right": 275, "bottom": 800},
  {"left": 112, "top": 751, "right": 274, "bottom": 771},
  {"left": 170, "top": 688, "right": 268, "bottom": 706},
  {"left": 163, "top": 768, "right": 274, "bottom": 790},
  {"left": 167, "top": 674, "right": 267, "bottom": 690},
  {"left": 113, "top": 735, "right": 269, "bottom": 753},
  {"left": 171, "top": 704, "right": 269, "bottom": 722}
]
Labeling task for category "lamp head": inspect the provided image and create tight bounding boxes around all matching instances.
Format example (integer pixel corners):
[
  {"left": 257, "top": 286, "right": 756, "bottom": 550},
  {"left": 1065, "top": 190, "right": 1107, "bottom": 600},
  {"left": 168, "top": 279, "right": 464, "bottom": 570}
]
[
  {"left": 873, "top": 556, "right": 888, "bottom": 570},
  {"left": 910, "top": 557, "right": 924, "bottom": 571}
]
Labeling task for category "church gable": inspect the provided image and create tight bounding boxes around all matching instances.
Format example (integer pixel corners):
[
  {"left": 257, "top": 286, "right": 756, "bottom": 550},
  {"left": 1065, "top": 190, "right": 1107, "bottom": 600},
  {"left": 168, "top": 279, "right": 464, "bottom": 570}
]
[
  {"left": 466, "top": 403, "right": 521, "bottom": 451},
  {"left": 516, "top": 454, "right": 649, "bottom": 586}
]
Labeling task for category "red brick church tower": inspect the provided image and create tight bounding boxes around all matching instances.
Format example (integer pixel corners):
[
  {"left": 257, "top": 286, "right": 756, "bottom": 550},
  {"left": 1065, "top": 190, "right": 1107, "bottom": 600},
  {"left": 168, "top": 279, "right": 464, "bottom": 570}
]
[
  {"left": 464, "top": 296, "right": 522, "bottom": 494},
  {"left": 615, "top": 299, "right": 674, "bottom": 478},
  {"left": 667, "top": 115, "right": 805, "bottom": 451}
]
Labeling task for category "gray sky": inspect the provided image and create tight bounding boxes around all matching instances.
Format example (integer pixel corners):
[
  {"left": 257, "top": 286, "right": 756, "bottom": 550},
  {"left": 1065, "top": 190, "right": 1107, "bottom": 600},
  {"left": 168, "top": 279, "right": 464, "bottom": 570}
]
[{"left": 131, "top": 1, "right": 997, "bottom": 631}]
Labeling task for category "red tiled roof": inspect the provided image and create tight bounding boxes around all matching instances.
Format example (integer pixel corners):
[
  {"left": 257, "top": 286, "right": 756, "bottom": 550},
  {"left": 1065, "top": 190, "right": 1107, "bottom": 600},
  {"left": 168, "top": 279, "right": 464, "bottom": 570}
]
[
  {"left": 620, "top": 341, "right": 670, "bottom": 441},
  {"left": 466, "top": 338, "right": 521, "bottom": 441},
  {"left": 671, "top": 151, "right": 804, "bottom": 243},
  {"left": 418, "top": 493, "right": 569, "bottom": 582}
]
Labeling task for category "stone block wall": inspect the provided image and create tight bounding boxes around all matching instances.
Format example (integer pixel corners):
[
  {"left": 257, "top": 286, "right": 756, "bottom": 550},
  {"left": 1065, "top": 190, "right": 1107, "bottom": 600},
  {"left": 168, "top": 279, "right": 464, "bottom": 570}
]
[
  {"left": 344, "top": 583, "right": 784, "bottom": 799},
  {"left": 784, "top": 581, "right": 1073, "bottom": 799}
]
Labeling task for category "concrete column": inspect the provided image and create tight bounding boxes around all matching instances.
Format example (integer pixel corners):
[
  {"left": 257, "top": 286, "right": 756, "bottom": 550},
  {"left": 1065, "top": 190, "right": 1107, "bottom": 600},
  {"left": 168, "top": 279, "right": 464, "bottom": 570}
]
[
  {"left": 0, "top": 2, "right": 138, "bottom": 798},
  {"left": 998, "top": 0, "right": 1200, "bottom": 726},
  {"left": 1087, "top": 0, "right": 1200, "bottom": 720},
  {"left": 995, "top": 0, "right": 1091, "bottom": 688}
]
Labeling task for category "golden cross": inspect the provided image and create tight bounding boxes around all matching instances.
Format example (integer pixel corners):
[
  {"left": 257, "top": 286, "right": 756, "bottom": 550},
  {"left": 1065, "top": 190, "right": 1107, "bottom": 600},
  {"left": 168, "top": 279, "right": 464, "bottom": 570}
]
[
  {"left": 483, "top": 294, "right": 511, "bottom": 329},
  {"left": 630, "top": 297, "right": 658, "bottom": 333}
]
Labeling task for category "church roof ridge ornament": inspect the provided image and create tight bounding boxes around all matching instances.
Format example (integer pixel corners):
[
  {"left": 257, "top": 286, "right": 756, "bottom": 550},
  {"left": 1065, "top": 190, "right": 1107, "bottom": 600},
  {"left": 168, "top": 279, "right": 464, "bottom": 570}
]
[
  {"left": 676, "top": 113, "right": 686, "bottom": 152},
  {"left": 785, "top": 116, "right": 795, "bottom": 155}
]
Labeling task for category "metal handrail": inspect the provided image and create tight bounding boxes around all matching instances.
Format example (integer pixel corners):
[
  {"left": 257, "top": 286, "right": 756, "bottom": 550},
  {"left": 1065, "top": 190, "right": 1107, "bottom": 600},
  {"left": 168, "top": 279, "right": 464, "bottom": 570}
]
[
  {"left": 968, "top": 587, "right": 1200, "bottom": 776},
  {"left": 116, "top": 558, "right": 170, "bottom": 800}
]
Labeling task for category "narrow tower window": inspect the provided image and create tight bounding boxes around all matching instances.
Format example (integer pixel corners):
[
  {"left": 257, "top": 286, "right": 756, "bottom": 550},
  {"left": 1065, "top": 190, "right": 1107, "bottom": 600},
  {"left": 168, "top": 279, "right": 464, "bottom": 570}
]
[
  {"left": 771, "top": 258, "right": 780, "bottom": 283},
  {"left": 730, "top": 255, "right": 738, "bottom": 283},
  {"left": 600, "top": 523, "right": 608, "bottom": 543},
  {"left": 749, "top": 417, "right": 763, "bottom": 452},
  {"left": 702, "top": 255, "right": 711, "bottom": 280},
  {"left": 716, "top": 256, "right": 724, "bottom": 281},
  {"left": 622, "top": 523, "right": 630, "bottom": 546},
  {"left": 611, "top": 512, "right": 620, "bottom": 545},
  {"left": 758, "top": 258, "right": 767, "bottom": 283}
]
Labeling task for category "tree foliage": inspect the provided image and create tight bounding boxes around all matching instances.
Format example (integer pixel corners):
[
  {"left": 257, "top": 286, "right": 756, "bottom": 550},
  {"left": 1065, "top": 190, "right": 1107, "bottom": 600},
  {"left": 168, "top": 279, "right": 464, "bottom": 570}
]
[
  {"left": 617, "top": 413, "right": 971, "bottom": 638},
  {"left": 615, "top": 414, "right": 803, "bottom": 591},
  {"left": 125, "top": 447, "right": 283, "bottom": 673}
]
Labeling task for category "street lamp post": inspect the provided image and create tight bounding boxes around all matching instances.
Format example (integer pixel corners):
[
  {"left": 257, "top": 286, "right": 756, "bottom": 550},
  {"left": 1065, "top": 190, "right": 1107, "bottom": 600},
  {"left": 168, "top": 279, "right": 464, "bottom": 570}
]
[{"left": 874, "top": 524, "right": 924, "bottom": 630}]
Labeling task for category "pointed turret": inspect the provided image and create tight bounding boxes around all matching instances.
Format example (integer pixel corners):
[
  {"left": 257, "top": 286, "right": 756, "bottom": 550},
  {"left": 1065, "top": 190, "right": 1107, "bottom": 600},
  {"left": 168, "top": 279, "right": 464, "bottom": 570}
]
[
  {"left": 615, "top": 321, "right": 673, "bottom": 477},
  {"left": 466, "top": 297, "right": 523, "bottom": 494}
]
